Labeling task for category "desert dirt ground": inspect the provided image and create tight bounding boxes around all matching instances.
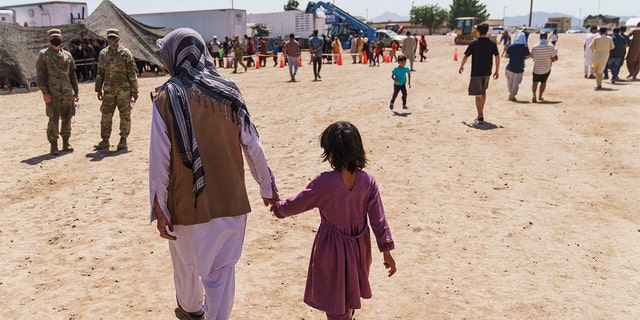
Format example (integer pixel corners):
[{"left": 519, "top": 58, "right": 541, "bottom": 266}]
[{"left": 1, "top": 33, "right": 639, "bottom": 319}]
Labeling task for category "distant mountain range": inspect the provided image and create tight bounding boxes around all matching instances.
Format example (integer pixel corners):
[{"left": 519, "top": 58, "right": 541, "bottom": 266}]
[{"left": 371, "top": 11, "right": 636, "bottom": 27}]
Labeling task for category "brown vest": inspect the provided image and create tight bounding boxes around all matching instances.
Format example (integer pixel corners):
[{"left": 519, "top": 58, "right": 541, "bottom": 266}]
[{"left": 154, "top": 87, "right": 251, "bottom": 226}]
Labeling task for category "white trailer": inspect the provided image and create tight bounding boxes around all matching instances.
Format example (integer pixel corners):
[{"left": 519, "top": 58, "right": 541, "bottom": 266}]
[
  {"left": 0, "top": 9, "right": 16, "bottom": 24},
  {"left": 247, "top": 9, "right": 326, "bottom": 39},
  {"left": 0, "top": 1, "right": 87, "bottom": 27},
  {"left": 131, "top": 9, "right": 246, "bottom": 42}
]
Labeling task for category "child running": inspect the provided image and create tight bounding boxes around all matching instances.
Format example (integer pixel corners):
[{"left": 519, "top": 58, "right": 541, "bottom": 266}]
[
  {"left": 270, "top": 121, "right": 397, "bottom": 320},
  {"left": 390, "top": 55, "right": 411, "bottom": 110}
]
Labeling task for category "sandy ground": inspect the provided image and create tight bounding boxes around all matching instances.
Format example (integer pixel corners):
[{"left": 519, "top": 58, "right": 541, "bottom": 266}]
[{"left": 1, "top": 33, "right": 639, "bottom": 319}]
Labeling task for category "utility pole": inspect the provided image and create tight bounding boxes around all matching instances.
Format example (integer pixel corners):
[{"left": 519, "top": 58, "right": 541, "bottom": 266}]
[
  {"left": 528, "top": 0, "right": 533, "bottom": 27},
  {"left": 503, "top": 6, "right": 507, "bottom": 25}
]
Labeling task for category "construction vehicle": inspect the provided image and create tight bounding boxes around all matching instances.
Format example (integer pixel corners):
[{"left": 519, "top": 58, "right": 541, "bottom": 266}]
[
  {"left": 305, "top": 1, "right": 376, "bottom": 49},
  {"left": 453, "top": 17, "right": 497, "bottom": 45}
]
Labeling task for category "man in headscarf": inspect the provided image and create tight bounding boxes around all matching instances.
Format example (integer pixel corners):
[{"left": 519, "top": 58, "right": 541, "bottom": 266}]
[
  {"left": 150, "top": 28, "right": 280, "bottom": 320},
  {"left": 504, "top": 32, "right": 530, "bottom": 102},
  {"left": 626, "top": 22, "right": 640, "bottom": 80}
]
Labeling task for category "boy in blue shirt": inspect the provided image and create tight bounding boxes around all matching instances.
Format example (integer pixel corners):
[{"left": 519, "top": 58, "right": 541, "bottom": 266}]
[{"left": 390, "top": 55, "right": 411, "bottom": 110}]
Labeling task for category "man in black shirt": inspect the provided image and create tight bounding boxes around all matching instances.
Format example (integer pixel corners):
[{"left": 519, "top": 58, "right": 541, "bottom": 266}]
[{"left": 458, "top": 23, "right": 500, "bottom": 125}]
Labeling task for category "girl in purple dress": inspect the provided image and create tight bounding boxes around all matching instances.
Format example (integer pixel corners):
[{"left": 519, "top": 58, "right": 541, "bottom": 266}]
[{"left": 271, "top": 121, "right": 397, "bottom": 320}]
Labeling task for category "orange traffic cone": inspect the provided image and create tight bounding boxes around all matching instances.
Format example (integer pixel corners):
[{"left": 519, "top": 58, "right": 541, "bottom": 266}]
[
  {"left": 255, "top": 53, "right": 260, "bottom": 69},
  {"left": 362, "top": 51, "right": 368, "bottom": 64},
  {"left": 453, "top": 48, "right": 458, "bottom": 61},
  {"left": 280, "top": 54, "right": 284, "bottom": 68},
  {"left": 338, "top": 53, "right": 342, "bottom": 65},
  {"left": 298, "top": 57, "right": 302, "bottom": 67}
]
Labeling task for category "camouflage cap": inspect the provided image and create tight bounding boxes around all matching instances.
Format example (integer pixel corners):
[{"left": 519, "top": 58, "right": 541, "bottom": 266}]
[
  {"left": 106, "top": 28, "right": 120, "bottom": 38},
  {"left": 47, "top": 28, "right": 62, "bottom": 38}
]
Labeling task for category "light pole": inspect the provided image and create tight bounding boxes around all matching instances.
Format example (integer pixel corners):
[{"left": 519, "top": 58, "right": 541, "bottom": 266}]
[
  {"left": 579, "top": 8, "right": 582, "bottom": 27},
  {"left": 503, "top": 6, "right": 507, "bottom": 25}
]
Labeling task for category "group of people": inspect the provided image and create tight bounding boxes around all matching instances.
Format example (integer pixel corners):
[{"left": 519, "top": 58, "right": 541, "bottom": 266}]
[
  {"left": 149, "top": 28, "right": 396, "bottom": 320},
  {"left": 36, "top": 28, "right": 138, "bottom": 155},
  {"left": 583, "top": 23, "right": 640, "bottom": 88},
  {"left": 458, "top": 23, "right": 559, "bottom": 125},
  {"left": 36, "top": 26, "right": 397, "bottom": 320},
  {"left": 458, "top": 22, "right": 640, "bottom": 126}
]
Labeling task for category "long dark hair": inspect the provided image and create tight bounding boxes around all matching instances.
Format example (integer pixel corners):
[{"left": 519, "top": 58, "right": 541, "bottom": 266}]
[{"left": 320, "top": 121, "right": 367, "bottom": 173}]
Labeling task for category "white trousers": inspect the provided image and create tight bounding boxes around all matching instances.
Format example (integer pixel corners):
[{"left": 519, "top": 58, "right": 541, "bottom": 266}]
[
  {"left": 505, "top": 69, "right": 524, "bottom": 99},
  {"left": 168, "top": 214, "right": 247, "bottom": 320}
]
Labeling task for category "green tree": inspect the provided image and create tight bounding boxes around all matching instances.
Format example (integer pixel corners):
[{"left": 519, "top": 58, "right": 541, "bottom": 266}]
[
  {"left": 284, "top": 0, "right": 299, "bottom": 11},
  {"left": 448, "top": 0, "right": 489, "bottom": 28},
  {"left": 410, "top": 5, "right": 449, "bottom": 35}
]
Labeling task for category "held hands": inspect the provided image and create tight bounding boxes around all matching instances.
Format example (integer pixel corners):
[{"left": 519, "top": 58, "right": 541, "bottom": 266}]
[
  {"left": 262, "top": 190, "right": 280, "bottom": 206},
  {"left": 383, "top": 251, "right": 397, "bottom": 277}
]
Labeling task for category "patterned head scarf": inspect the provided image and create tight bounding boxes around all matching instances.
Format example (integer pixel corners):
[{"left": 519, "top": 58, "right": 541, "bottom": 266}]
[{"left": 156, "top": 28, "right": 256, "bottom": 205}]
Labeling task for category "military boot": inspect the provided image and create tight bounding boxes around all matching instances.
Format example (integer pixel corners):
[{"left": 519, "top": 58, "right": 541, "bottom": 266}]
[
  {"left": 117, "top": 137, "right": 127, "bottom": 150},
  {"left": 94, "top": 139, "right": 109, "bottom": 150},
  {"left": 50, "top": 142, "right": 59, "bottom": 155},
  {"left": 62, "top": 137, "right": 74, "bottom": 152}
]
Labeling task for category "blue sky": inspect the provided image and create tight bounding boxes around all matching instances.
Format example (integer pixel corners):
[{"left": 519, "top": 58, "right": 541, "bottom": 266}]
[{"left": 5, "top": 0, "right": 639, "bottom": 21}]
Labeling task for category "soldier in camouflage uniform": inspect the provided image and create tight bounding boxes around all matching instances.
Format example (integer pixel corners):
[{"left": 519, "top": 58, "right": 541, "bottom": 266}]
[
  {"left": 36, "top": 28, "right": 79, "bottom": 155},
  {"left": 94, "top": 28, "right": 139, "bottom": 150},
  {"left": 232, "top": 35, "right": 248, "bottom": 74}
]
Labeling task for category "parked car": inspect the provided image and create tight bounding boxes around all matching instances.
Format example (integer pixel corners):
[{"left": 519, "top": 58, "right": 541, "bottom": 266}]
[
  {"left": 489, "top": 26, "right": 505, "bottom": 35},
  {"left": 375, "top": 29, "right": 407, "bottom": 47},
  {"left": 517, "top": 26, "right": 540, "bottom": 33},
  {"left": 566, "top": 26, "right": 586, "bottom": 33}
]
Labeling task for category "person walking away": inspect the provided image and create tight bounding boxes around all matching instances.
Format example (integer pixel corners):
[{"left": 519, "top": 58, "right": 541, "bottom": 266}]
[
  {"left": 604, "top": 28, "right": 628, "bottom": 83},
  {"left": 583, "top": 26, "right": 598, "bottom": 78},
  {"left": 309, "top": 30, "right": 324, "bottom": 81},
  {"left": 500, "top": 30, "right": 511, "bottom": 56},
  {"left": 270, "top": 121, "right": 396, "bottom": 320},
  {"left": 550, "top": 30, "right": 559, "bottom": 46},
  {"left": 530, "top": 32, "right": 558, "bottom": 103},
  {"left": 626, "top": 22, "right": 640, "bottom": 80},
  {"left": 151, "top": 28, "right": 279, "bottom": 320},
  {"left": 36, "top": 28, "right": 79, "bottom": 155},
  {"left": 94, "top": 28, "right": 138, "bottom": 151},
  {"left": 389, "top": 55, "right": 411, "bottom": 110},
  {"left": 458, "top": 23, "right": 500, "bottom": 125},
  {"left": 402, "top": 31, "right": 417, "bottom": 71},
  {"left": 419, "top": 35, "right": 428, "bottom": 62},
  {"left": 590, "top": 27, "right": 614, "bottom": 90},
  {"left": 283, "top": 33, "right": 301, "bottom": 82},
  {"left": 504, "top": 33, "right": 531, "bottom": 102}
]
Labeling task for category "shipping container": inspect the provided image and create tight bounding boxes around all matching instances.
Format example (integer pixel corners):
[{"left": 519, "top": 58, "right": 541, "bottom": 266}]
[{"left": 131, "top": 9, "right": 246, "bottom": 42}]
